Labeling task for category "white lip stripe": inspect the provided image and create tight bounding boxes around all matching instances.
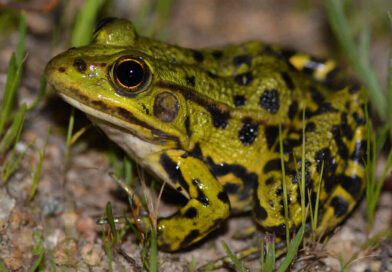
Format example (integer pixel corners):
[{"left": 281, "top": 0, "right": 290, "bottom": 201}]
[{"left": 59, "top": 93, "right": 135, "bottom": 132}]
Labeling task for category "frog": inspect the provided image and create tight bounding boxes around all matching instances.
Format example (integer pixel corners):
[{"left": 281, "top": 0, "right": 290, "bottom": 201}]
[{"left": 45, "top": 18, "right": 367, "bottom": 255}]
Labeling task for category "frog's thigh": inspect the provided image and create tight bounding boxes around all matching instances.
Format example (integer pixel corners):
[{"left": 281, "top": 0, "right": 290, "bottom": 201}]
[
  {"left": 252, "top": 169, "right": 301, "bottom": 235},
  {"left": 151, "top": 150, "right": 230, "bottom": 251},
  {"left": 317, "top": 126, "right": 367, "bottom": 234}
]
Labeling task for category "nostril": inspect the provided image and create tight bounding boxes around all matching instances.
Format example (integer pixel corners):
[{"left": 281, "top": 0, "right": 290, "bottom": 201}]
[{"left": 73, "top": 58, "right": 87, "bottom": 73}]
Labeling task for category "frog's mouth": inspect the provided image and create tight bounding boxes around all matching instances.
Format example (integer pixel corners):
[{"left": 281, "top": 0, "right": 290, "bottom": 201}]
[
  {"left": 58, "top": 93, "right": 174, "bottom": 162},
  {"left": 58, "top": 92, "right": 179, "bottom": 145}
]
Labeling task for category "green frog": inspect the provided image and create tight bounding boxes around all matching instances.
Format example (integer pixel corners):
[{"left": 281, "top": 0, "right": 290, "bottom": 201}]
[{"left": 45, "top": 18, "right": 367, "bottom": 253}]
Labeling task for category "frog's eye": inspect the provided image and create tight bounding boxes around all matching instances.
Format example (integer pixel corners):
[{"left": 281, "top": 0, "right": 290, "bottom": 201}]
[{"left": 112, "top": 57, "right": 150, "bottom": 93}]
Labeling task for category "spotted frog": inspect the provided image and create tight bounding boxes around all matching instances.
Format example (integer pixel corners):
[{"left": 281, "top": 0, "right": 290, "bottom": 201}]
[{"left": 45, "top": 18, "right": 367, "bottom": 252}]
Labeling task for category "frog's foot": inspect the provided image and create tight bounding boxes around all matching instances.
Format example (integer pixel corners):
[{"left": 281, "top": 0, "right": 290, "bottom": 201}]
[
  {"left": 232, "top": 226, "right": 257, "bottom": 240},
  {"left": 197, "top": 246, "right": 260, "bottom": 271},
  {"left": 197, "top": 234, "right": 291, "bottom": 271},
  {"left": 147, "top": 149, "right": 231, "bottom": 251}
]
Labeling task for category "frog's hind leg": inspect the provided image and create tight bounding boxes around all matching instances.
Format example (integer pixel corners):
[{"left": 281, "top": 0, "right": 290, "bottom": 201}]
[
  {"left": 197, "top": 236, "right": 289, "bottom": 271},
  {"left": 312, "top": 87, "right": 368, "bottom": 236},
  {"left": 280, "top": 50, "right": 349, "bottom": 89},
  {"left": 197, "top": 246, "right": 260, "bottom": 271},
  {"left": 146, "top": 149, "right": 231, "bottom": 252},
  {"left": 316, "top": 122, "right": 367, "bottom": 235}
]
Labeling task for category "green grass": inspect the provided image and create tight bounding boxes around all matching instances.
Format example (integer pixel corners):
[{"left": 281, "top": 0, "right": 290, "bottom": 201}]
[
  {"left": 29, "top": 230, "right": 45, "bottom": 272},
  {"left": 278, "top": 124, "right": 290, "bottom": 247},
  {"left": 105, "top": 202, "right": 120, "bottom": 244},
  {"left": 134, "top": 0, "right": 174, "bottom": 38},
  {"left": 299, "top": 110, "right": 307, "bottom": 227},
  {"left": 0, "top": 14, "right": 28, "bottom": 182},
  {"left": 365, "top": 128, "right": 392, "bottom": 230},
  {"left": 29, "top": 127, "right": 50, "bottom": 201},
  {"left": 0, "top": 104, "right": 29, "bottom": 182},
  {"left": 222, "top": 242, "right": 247, "bottom": 272},
  {"left": 325, "top": 0, "right": 387, "bottom": 123},
  {"left": 387, "top": 12, "right": 392, "bottom": 133},
  {"left": 0, "top": 14, "right": 25, "bottom": 135},
  {"left": 101, "top": 223, "right": 114, "bottom": 272},
  {"left": 64, "top": 109, "right": 74, "bottom": 164},
  {"left": 0, "top": 11, "right": 50, "bottom": 269},
  {"left": 277, "top": 224, "right": 305, "bottom": 272},
  {"left": 309, "top": 161, "right": 324, "bottom": 236},
  {"left": 325, "top": 0, "right": 392, "bottom": 234},
  {"left": 0, "top": 259, "right": 7, "bottom": 272},
  {"left": 107, "top": 152, "right": 134, "bottom": 187},
  {"left": 28, "top": 74, "right": 47, "bottom": 111},
  {"left": 260, "top": 237, "right": 275, "bottom": 272},
  {"left": 71, "top": 0, "right": 106, "bottom": 47},
  {"left": 148, "top": 227, "right": 158, "bottom": 272}
]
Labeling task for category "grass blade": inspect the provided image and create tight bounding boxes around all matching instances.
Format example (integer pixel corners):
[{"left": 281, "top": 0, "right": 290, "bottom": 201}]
[
  {"left": 358, "top": 26, "right": 370, "bottom": 67},
  {"left": 300, "top": 109, "right": 306, "bottom": 225},
  {"left": 71, "top": 0, "right": 106, "bottom": 47},
  {"left": 1, "top": 104, "right": 28, "bottom": 183},
  {"left": 264, "top": 236, "right": 276, "bottom": 272},
  {"left": 105, "top": 202, "right": 119, "bottom": 244},
  {"left": 0, "top": 260, "right": 7, "bottom": 272},
  {"left": 29, "top": 250, "right": 44, "bottom": 272},
  {"left": 0, "top": 54, "right": 17, "bottom": 135},
  {"left": 149, "top": 227, "right": 158, "bottom": 272},
  {"left": 278, "top": 123, "right": 290, "bottom": 247},
  {"left": 101, "top": 223, "right": 113, "bottom": 272},
  {"left": 28, "top": 74, "right": 46, "bottom": 111},
  {"left": 29, "top": 127, "right": 50, "bottom": 201},
  {"left": 0, "top": 13, "right": 27, "bottom": 135},
  {"left": 0, "top": 102, "right": 26, "bottom": 153},
  {"left": 277, "top": 224, "right": 305, "bottom": 272},
  {"left": 325, "top": 0, "right": 386, "bottom": 121},
  {"left": 30, "top": 230, "right": 45, "bottom": 272},
  {"left": 64, "top": 108, "right": 74, "bottom": 163},
  {"left": 124, "top": 156, "right": 133, "bottom": 186},
  {"left": 16, "top": 12, "right": 26, "bottom": 66},
  {"left": 387, "top": 12, "right": 392, "bottom": 135},
  {"left": 222, "top": 242, "right": 246, "bottom": 272},
  {"left": 312, "top": 161, "right": 324, "bottom": 233}
]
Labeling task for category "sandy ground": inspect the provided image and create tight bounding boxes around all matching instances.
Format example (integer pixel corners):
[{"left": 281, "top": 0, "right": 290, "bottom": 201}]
[{"left": 0, "top": 0, "right": 391, "bottom": 271}]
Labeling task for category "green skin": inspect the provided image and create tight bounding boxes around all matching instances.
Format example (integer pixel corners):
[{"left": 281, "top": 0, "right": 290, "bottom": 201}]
[{"left": 45, "top": 19, "right": 367, "bottom": 252}]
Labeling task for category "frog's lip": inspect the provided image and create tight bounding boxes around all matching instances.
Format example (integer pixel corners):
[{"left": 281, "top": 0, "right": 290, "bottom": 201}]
[
  {"left": 58, "top": 93, "right": 137, "bottom": 132},
  {"left": 56, "top": 91, "right": 179, "bottom": 146}
]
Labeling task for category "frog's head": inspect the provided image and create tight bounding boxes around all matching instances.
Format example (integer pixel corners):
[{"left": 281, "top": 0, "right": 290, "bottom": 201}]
[{"left": 45, "top": 18, "right": 194, "bottom": 160}]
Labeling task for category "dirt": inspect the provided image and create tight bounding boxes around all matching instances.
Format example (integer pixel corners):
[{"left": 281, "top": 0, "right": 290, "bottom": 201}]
[{"left": 0, "top": 0, "right": 391, "bottom": 271}]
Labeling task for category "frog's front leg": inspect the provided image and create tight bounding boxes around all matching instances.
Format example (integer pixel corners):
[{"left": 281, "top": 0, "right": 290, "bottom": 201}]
[{"left": 147, "top": 149, "right": 231, "bottom": 251}]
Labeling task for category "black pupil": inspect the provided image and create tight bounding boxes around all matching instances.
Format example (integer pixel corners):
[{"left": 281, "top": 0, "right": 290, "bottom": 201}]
[{"left": 116, "top": 60, "right": 144, "bottom": 88}]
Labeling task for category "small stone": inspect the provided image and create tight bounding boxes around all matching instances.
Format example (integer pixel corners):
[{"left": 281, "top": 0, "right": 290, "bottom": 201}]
[
  {"left": 0, "top": 189, "right": 15, "bottom": 221},
  {"left": 53, "top": 238, "right": 79, "bottom": 266},
  {"left": 40, "top": 197, "right": 64, "bottom": 216},
  {"left": 81, "top": 243, "right": 102, "bottom": 266},
  {"left": 3, "top": 247, "right": 23, "bottom": 270},
  {"left": 76, "top": 217, "right": 98, "bottom": 242},
  {"left": 61, "top": 211, "right": 78, "bottom": 229},
  {"left": 0, "top": 189, "right": 15, "bottom": 234}
]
